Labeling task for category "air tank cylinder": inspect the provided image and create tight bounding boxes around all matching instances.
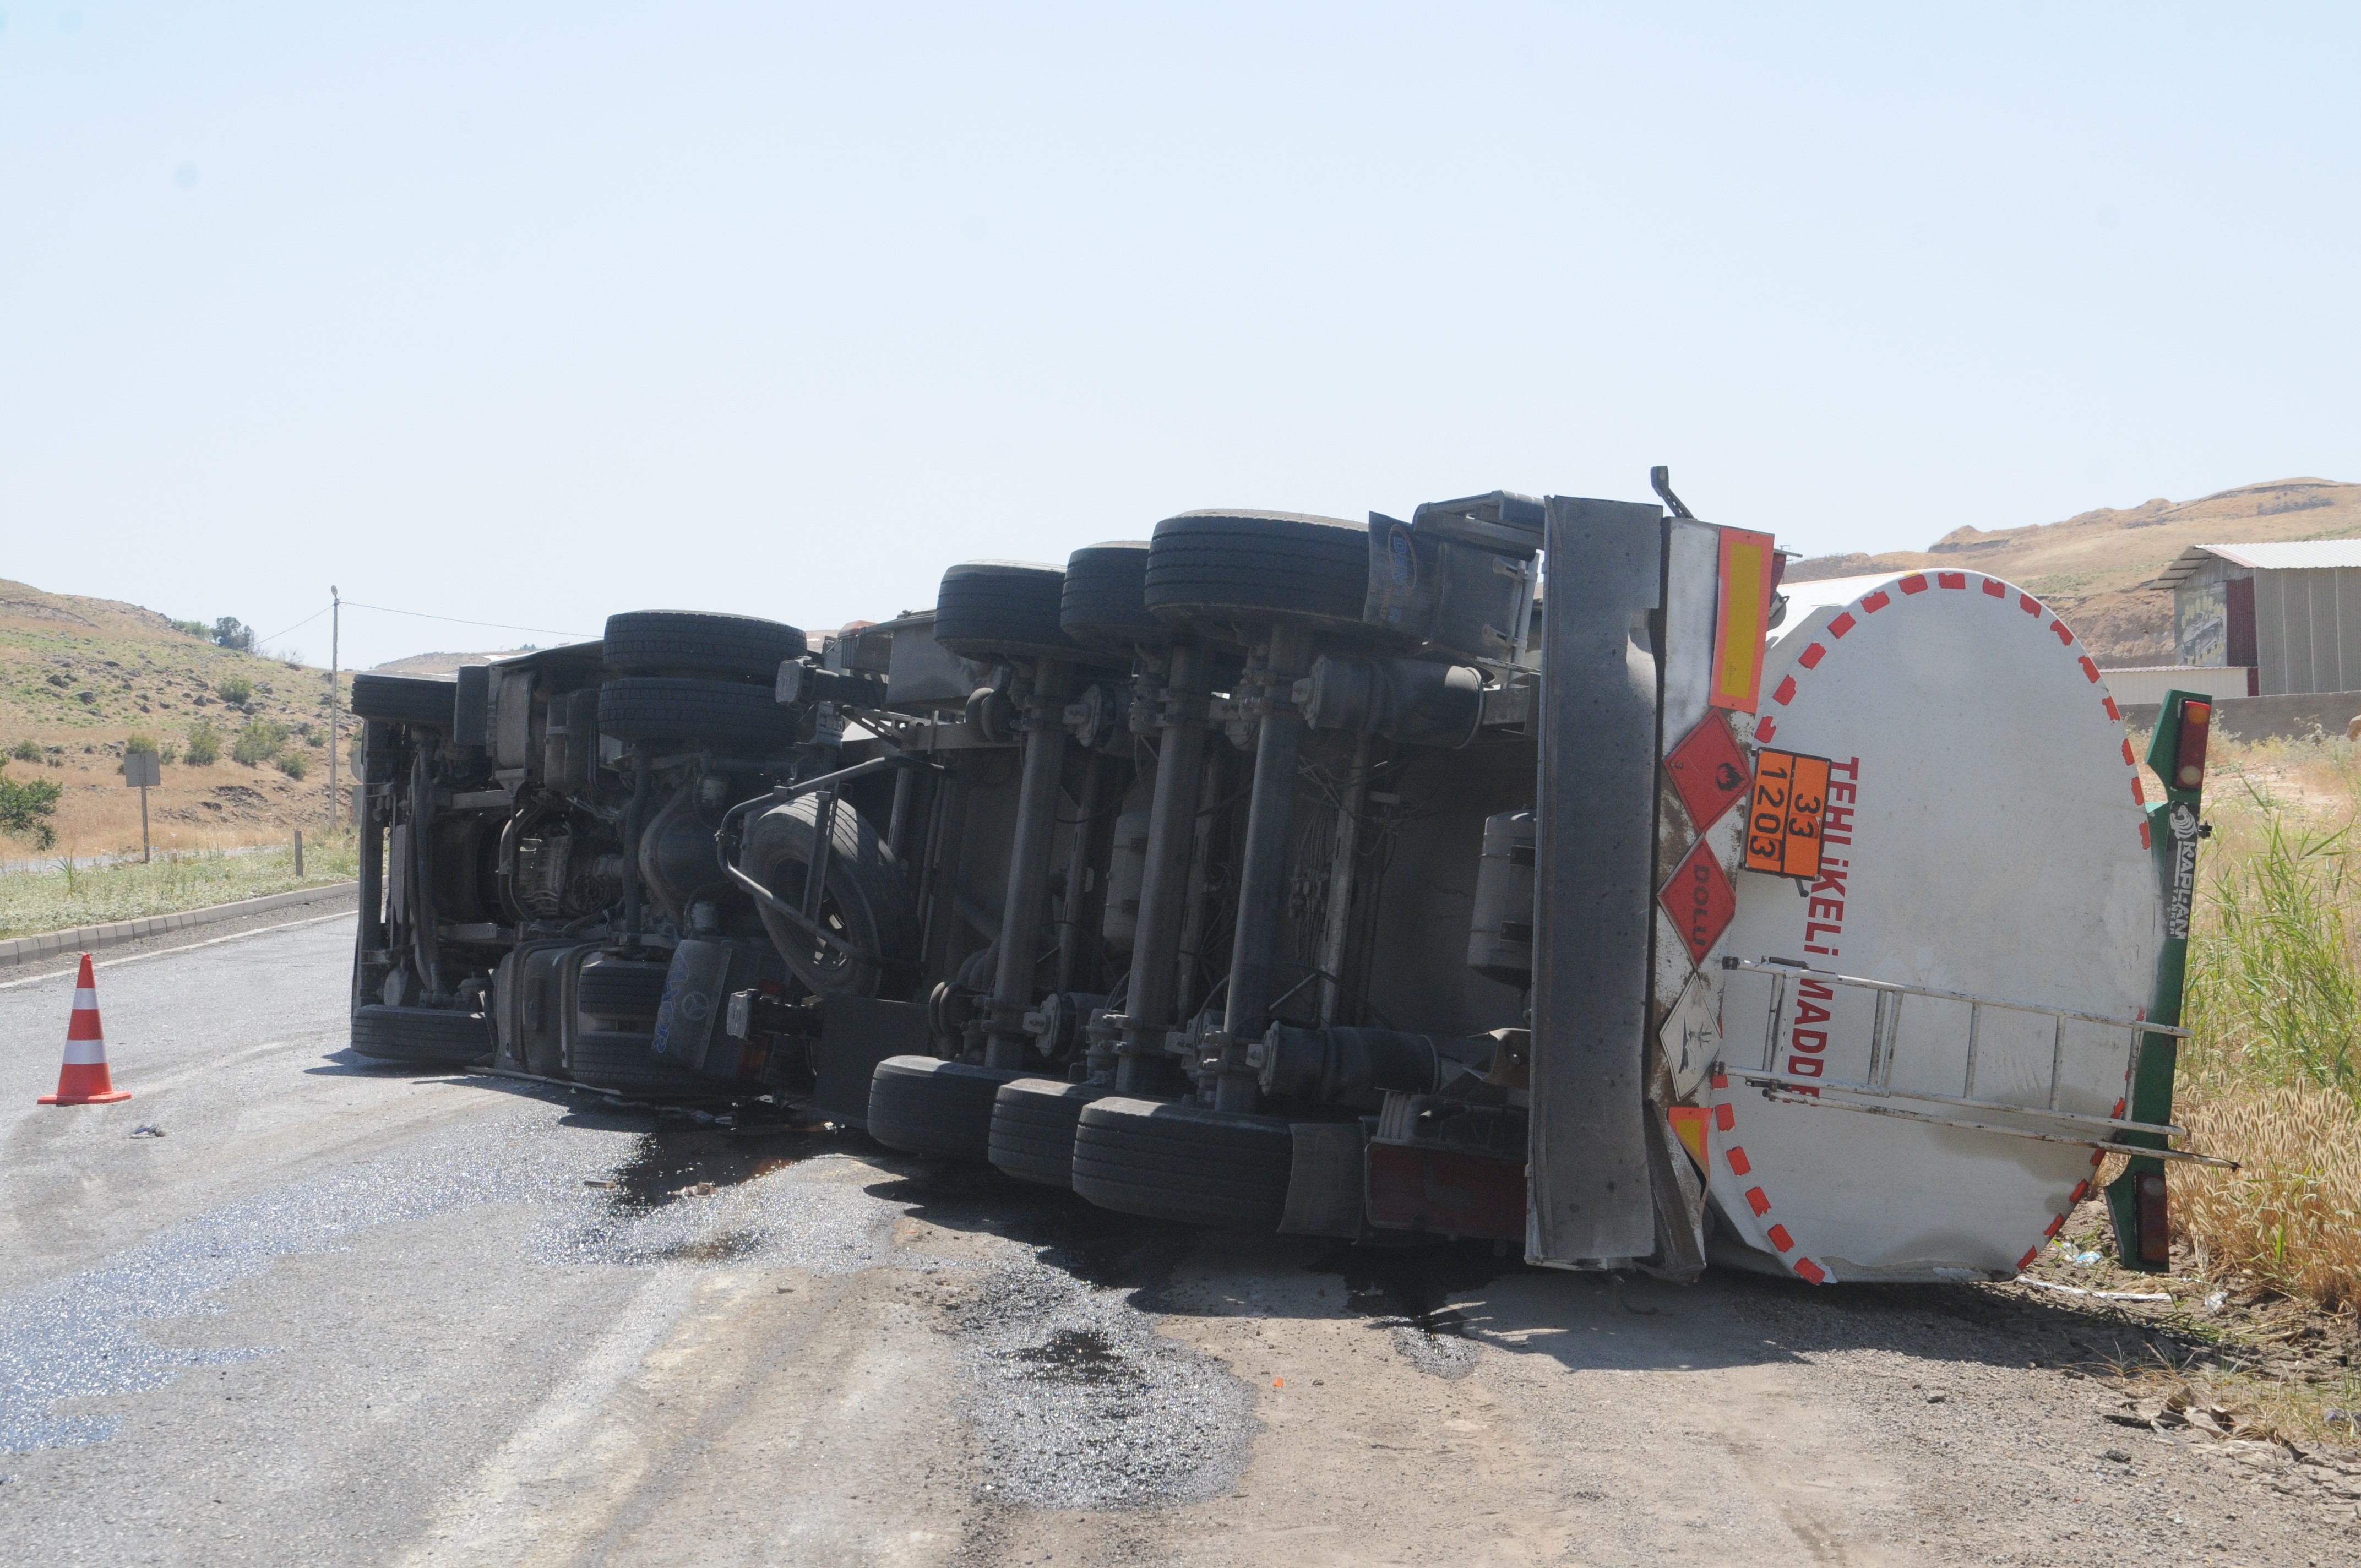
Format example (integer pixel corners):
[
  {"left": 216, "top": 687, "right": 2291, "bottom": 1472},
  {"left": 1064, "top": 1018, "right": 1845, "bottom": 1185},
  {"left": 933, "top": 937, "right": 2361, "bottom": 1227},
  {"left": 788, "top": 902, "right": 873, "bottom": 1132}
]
[{"left": 1466, "top": 809, "right": 1536, "bottom": 984}]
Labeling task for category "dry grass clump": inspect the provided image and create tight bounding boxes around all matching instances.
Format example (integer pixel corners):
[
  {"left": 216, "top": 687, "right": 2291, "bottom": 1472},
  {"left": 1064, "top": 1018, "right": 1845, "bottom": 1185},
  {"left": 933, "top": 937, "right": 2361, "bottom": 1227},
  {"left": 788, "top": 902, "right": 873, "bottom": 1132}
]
[
  {"left": 2175, "top": 1082, "right": 2361, "bottom": 1311},
  {"left": 2117, "top": 1359, "right": 2361, "bottom": 1450}
]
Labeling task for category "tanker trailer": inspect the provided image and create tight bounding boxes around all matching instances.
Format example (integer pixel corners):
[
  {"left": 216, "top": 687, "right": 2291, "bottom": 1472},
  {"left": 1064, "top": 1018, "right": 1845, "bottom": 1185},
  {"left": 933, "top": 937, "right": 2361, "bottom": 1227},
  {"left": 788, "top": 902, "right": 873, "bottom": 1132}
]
[{"left": 826, "top": 477, "right": 2219, "bottom": 1281}]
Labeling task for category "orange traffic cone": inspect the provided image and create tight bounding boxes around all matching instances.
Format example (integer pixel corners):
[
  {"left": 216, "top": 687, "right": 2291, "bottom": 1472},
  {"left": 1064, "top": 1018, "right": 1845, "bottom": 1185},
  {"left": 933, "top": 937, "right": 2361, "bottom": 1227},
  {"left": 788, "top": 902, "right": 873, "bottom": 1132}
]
[{"left": 38, "top": 954, "right": 130, "bottom": 1106}]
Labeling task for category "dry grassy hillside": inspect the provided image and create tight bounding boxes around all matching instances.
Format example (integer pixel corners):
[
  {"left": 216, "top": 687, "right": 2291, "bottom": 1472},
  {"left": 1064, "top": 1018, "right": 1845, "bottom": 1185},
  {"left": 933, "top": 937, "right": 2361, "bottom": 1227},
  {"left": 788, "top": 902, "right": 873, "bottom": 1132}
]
[
  {"left": 0, "top": 581, "right": 346, "bottom": 856},
  {"left": 1787, "top": 477, "right": 2361, "bottom": 665}
]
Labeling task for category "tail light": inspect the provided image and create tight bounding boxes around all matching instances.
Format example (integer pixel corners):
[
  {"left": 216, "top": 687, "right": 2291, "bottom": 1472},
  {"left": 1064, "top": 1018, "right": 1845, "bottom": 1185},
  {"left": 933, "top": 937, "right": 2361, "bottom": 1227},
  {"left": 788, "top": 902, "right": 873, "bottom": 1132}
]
[{"left": 2174, "top": 699, "right": 2211, "bottom": 792}]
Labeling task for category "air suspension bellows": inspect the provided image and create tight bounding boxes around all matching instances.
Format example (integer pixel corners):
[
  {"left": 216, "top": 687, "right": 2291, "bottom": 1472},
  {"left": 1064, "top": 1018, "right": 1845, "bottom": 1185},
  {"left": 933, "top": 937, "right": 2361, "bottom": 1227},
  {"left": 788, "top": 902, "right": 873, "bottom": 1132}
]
[
  {"left": 1253, "top": 1024, "right": 1478, "bottom": 1108},
  {"left": 1297, "top": 655, "right": 1486, "bottom": 749}
]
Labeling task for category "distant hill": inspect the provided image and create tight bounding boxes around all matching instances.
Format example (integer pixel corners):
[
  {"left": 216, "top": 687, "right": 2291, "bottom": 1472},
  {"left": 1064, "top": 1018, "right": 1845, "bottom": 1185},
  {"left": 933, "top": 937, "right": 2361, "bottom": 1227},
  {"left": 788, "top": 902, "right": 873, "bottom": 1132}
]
[
  {"left": 1786, "top": 478, "right": 2361, "bottom": 665},
  {"left": 0, "top": 581, "right": 346, "bottom": 852},
  {"left": 370, "top": 649, "right": 529, "bottom": 677}
]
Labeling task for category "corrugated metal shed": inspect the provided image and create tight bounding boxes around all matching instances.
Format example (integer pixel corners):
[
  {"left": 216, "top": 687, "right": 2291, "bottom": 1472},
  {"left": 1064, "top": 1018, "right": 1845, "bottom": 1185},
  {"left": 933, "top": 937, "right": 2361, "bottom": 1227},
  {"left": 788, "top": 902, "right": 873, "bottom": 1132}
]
[
  {"left": 2150, "top": 540, "right": 2361, "bottom": 694},
  {"left": 2151, "top": 541, "right": 2361, "bottom": 589}
]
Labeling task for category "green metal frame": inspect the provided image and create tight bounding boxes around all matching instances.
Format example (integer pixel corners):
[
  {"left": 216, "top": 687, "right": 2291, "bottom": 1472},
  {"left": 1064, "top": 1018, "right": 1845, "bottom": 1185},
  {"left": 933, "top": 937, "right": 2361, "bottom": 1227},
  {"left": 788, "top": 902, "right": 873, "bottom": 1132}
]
[{"left": 2107, "top": 689, "right": 2206, "bottom": 1270}]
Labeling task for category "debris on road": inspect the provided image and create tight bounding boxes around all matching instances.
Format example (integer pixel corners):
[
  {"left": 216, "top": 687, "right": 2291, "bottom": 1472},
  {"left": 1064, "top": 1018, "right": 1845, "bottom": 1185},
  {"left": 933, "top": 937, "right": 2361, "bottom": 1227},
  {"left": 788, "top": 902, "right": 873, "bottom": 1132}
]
[
  {"left": 128, "top": 1124, "right": 165, "bottom": 1138},
  {"left": 2023, "top": 1277, "right": 2173, "bottom": 1303}
]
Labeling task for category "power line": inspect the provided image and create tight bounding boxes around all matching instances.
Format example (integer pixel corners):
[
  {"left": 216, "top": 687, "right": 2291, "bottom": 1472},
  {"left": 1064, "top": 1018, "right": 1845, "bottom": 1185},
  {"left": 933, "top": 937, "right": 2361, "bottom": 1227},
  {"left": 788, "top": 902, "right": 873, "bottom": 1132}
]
[
  {"left": 248, "top": 598, "right": 596, "bottom": 646},
  {"left": 251, "top": 605, "right": 331, "bottom": 646},
  {"left": 338, "top": 601, "right": 596, "bottom": 639}
]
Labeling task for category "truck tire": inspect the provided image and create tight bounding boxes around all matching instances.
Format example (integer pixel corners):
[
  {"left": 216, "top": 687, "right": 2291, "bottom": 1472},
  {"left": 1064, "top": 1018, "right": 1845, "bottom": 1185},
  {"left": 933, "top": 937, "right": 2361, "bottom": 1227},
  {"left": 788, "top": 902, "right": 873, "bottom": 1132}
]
[
  {"left": 602, "top": 611, "right": 808, "bottom": 683},
  {"left": 1071, "top": 1097, "right": 1293, "bottom": 1229},
  {"left": 867, "top": 1055, "right": 1024, "bottom": 1161},
  {"left": 1060, "top": 542, "right": 1167, "bottom": 651},
  {"left": 933, "top": 562, "right": 1087, "bottom": 663},
  {"left": 350, "top": 673, "right": 458, "bottom": 728},
  {"left": 988, "top": 1077, "right": 1111, "bottom": 1187},
  {"left": 596, "top": 677, "right": 798, "bottom": 750},
  {"left": 576, "top": 959, "right": 670, "bottom": 1021},
  {"left": 740, "top": 793, "right": 917, "bottom": 998},
  {"left": 351, "top": 1004, "right": 490, "bottom": 1064},
  {"left": 568, "top": 1030, "right": 712, "bottom": 1097},
  {"left": 1145, "top": 511, "right": 1374, "bottom": 637}
]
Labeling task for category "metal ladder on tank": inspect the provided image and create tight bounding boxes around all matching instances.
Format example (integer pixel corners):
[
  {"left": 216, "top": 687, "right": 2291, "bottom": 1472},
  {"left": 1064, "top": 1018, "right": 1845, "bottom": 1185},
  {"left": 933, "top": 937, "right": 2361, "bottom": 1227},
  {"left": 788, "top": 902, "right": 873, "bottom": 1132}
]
[{"left": 1715, "top": 956, "right": 2232, "bottom": 1167}]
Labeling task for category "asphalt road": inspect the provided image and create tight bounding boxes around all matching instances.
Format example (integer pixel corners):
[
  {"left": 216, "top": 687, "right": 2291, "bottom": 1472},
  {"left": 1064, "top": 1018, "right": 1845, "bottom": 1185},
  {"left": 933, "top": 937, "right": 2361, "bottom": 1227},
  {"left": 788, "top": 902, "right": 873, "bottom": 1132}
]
[{"left": 1, "top": 916, "right": 2353, "bottom": 1567}]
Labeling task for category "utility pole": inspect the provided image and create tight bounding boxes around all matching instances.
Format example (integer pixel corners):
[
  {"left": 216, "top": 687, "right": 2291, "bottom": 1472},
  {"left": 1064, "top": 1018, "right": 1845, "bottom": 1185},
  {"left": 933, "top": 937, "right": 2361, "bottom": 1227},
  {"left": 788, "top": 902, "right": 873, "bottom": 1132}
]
[{"left": 328, "top": 587, "right": 340, "bottom": 829}]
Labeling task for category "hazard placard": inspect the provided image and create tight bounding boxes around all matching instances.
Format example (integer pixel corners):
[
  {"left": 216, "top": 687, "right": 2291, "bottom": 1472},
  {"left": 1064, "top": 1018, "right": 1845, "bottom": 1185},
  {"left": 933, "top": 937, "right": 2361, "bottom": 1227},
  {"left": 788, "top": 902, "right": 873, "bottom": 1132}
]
[
  {"left": 1658, "top": 839, "right": 1737, "bottom": 967},
  {"left": 1663, "top": 711, "right": 1751, "bottom": 833},
  {"left": 1742, "top": 748, "right": 1830, "bottom": 879}
]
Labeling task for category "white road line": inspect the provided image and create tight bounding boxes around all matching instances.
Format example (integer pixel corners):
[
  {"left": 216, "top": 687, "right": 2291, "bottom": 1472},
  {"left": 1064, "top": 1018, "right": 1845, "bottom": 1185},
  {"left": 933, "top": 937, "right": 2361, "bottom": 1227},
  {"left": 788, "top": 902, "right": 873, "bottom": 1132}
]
[
  {"left": 128, "top": 1033, "right": 347, "bottom": 1097},
  {"left": 392, "top": 1267, "right": 704, "bottom": 1565},
  {"left": 0, "top": 911, "right": 356, "bottom": 992}
]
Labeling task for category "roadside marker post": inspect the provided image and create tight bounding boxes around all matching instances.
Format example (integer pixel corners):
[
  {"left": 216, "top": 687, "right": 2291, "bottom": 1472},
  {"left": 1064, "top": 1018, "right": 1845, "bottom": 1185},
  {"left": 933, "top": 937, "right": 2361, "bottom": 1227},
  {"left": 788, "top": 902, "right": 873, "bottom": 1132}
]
[{"left": 124, "top": 748, "right": 159, "bottom": 864}]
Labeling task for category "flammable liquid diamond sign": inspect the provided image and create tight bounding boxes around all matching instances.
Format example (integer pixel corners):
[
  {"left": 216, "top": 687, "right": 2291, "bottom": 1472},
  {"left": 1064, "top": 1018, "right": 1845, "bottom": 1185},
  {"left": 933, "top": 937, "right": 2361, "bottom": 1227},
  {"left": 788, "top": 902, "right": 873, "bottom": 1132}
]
[{"left": 1662, "top": 711, "right": 1751, "bottom": 832}]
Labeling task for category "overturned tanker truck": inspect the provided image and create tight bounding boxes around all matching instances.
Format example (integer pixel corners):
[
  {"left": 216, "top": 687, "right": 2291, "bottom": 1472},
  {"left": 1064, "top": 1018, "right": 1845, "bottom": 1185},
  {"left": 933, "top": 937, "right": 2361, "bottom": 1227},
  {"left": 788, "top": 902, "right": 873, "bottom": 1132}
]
[{"left": 346, "top": 475, "right": 2223, "bottom": 1281}]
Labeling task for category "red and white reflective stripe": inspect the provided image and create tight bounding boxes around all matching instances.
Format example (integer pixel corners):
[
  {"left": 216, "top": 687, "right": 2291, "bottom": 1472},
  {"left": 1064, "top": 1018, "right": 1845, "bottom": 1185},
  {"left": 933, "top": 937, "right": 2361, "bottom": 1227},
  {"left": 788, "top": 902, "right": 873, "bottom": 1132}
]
[
  {"left": 1709, "top": 1071, "right": 1834, "bottom": 1284},
  {"left": 63, "top": 980, "right": 107, "bottom": 1063},
  {"left": 1758, "top": 573, "right": 2144, "bottom": 848}
]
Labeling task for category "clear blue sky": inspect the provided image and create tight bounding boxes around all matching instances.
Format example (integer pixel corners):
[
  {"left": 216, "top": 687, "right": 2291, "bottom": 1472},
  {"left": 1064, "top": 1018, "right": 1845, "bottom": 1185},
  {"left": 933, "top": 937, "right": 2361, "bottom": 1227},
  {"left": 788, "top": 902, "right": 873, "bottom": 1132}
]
[{"left": 3, "top": 4, "right": 2354, "bottom": 668}]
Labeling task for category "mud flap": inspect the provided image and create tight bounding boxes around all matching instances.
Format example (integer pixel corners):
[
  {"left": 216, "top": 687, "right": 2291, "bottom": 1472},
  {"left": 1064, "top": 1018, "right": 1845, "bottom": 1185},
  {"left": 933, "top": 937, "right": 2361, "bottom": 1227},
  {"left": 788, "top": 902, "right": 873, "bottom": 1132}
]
[
  {"left": 1279, "top": 1121, "right": 1367, "bottom": 1238},
  {"left": 1527, "top": 495, "right": 1665, "bottom": 1267},
  {"left": 654, "top": 939, "right": 767, "bottom": 1081},
  {"left": 810, "top": 997, "right": 933, "bottom": 1125}
]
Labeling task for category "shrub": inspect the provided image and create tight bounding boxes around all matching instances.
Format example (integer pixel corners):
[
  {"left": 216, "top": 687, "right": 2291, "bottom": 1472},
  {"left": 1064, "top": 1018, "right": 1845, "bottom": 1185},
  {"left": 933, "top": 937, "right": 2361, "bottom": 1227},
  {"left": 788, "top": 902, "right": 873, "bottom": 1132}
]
[
  {"left": 230, "top": 717, "right": 287, "bottom": 767},
  {"left": 170, "top": 618, "right": 210, "bottom": 639},
  {"left": 159, "top": 742, "right": 179, "bottom": 765},
  {"left": 0, "top": 765, "right": 62, "bottom": 849},
  {"left": 2184, "top": 787, "right": 2360, "bottom": 1096},
  {"left": 275, "top": 751, "right": 308, "bottom": 780},
  {"left": 213, "top": 617, "right": 255, "bottom": 651},
  {"left": 123, "top": 732, "right": 159, "bottom": 757},
  {"left": 184, "top": 719, "right": 222, "bottom": 766},
  {"left": 217, "top": 673, "right": 254, "bottom": 705},
  {"left": 8, "top": 738, "right": 40, "bottom": 763}
]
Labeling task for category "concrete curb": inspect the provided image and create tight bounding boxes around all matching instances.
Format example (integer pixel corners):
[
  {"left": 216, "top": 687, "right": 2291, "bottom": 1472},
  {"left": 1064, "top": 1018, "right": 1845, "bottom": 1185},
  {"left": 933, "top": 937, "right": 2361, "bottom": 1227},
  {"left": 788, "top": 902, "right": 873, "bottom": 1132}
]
[{"left": 0, "top": 880, "right": 360, "bottom": 970}]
